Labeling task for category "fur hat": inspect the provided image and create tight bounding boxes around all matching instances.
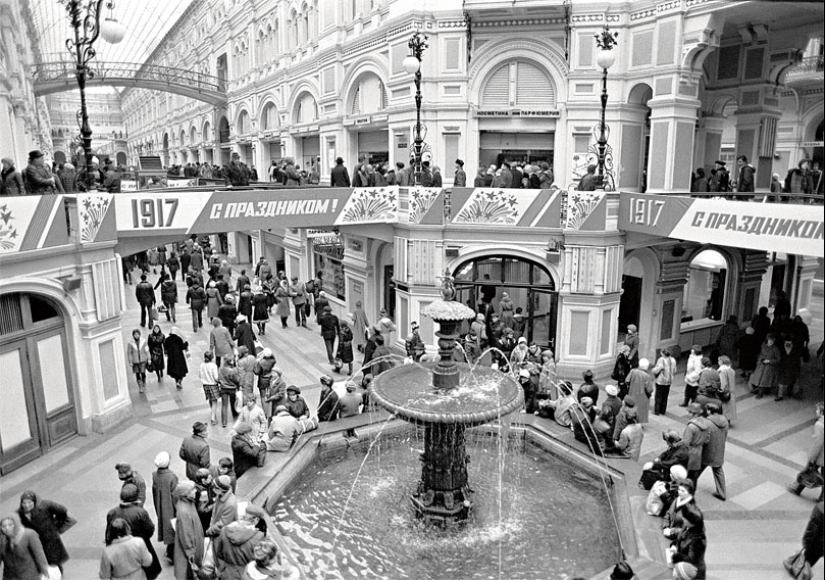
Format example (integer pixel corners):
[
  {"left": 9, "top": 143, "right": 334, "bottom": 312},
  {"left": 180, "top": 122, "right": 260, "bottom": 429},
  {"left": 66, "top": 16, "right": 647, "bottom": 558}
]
[
  {"left": 213, "top": 475, "right": 232, "bottom": 491},
  {"left": 154, "top": 451, "right": 171, "bottom": 468},
  {"left": 120, "top": 483, "right": 139, "bottom": 503},
  {"left": 605, "top": 385, "right": 619, "bottom": 397}
]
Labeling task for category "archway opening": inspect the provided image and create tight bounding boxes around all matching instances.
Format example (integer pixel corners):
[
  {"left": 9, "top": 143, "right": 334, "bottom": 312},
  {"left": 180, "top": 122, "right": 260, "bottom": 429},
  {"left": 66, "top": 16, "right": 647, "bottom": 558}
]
[
  {"left": 116, "top": 151, "right": 127, "bottom": 167},
  {"left": 682, "top": 249, "right": 729, "bottom": 324},
  {"left": 624, "top": 83, "right": 653, "bottom": 191},
  {"left": 453, "top": 255, "right": 557, "bottom": 349}
]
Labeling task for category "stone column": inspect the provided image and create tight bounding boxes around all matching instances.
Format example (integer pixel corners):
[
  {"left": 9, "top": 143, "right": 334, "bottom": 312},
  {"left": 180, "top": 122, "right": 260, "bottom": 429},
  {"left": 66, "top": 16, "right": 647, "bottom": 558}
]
[
  {"left": 646, "top": 90, "right": 702, "bottom": 192},
  {"left": 694, "top": 115, "right": 726, "bottom": 174},
  {"left": 734, "top": 106, "right": 782, "bottom": 190}
]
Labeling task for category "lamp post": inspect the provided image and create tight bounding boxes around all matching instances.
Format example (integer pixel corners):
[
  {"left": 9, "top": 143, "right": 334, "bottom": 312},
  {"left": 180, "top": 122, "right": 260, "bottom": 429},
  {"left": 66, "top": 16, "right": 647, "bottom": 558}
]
[
  {"left": 595, "top": 25, "right": 618, "bottom": 190},
  {"left": 58, "top": 1, "right": 125, "bottom": 190},
  {"left": 402, "top": 32, "right": 428, "bottom": 186}
]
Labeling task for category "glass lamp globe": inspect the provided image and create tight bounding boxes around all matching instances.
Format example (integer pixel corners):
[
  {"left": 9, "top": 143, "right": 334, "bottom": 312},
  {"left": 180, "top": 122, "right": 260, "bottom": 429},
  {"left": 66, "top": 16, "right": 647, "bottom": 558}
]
[
  {"left": 596, "top": 49, "right": 616, "bottom": 70},
  {"left": 402, "top": 55, "right": 421, "bottom": 75},
  {"left": 100, "top": 18, "right": 126, "bottom": 44}
]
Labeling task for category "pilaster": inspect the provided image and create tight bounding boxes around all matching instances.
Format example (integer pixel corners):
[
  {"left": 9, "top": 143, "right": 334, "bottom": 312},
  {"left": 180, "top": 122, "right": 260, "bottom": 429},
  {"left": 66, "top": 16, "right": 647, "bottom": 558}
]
[{"left": 646, "top": 94, "right": 702, "bottom": 192}]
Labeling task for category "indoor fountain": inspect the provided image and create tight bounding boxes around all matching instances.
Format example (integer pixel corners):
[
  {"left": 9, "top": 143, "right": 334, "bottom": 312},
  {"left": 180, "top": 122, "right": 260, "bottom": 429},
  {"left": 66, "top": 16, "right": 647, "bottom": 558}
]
[{"left": 367, "top": 271, "right": 524, "bottom": 525}]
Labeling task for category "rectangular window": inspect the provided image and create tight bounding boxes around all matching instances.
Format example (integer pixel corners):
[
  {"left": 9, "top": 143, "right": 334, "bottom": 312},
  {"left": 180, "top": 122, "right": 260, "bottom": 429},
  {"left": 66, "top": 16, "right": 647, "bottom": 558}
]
[
  {"left": 313, "top": 249, "right": 346, "bottom": 300},
  {"left": 569, "top": 311, "right": 589, "bottom": 355},
  {"left": 717, "top": 45, "right": 740, "bottom": 80},
  {"left": 99, "top": 339, "right": 119, "bottom": 400},
  {"left": 445, "top": 39, "right": 460, "bottom": 71}
]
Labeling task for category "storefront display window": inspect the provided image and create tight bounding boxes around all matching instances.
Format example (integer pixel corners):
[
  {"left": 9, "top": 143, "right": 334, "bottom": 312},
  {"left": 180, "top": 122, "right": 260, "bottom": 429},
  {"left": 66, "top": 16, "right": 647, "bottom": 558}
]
[
  {"left": 681, "top": 249, "right": 727, "bottom": 324},
  {"left": 312, "top": 235, "right": 346, "bottom": 300}
]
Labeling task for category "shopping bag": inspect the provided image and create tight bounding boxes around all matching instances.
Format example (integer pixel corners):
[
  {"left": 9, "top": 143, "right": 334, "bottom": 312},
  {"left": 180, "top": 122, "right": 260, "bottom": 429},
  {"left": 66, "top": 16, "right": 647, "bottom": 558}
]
[
  {"left": 42, "top": 565, "right": 62, "bottom": 580},
  {"left": 150, "top": 306, "right": 158, "bottom": 321},
  {"left": 196, "top": 537, "right": 217, "bottom": 579},
  {"left": 783, "top": 549, "right": 813, "bottom": 580}
]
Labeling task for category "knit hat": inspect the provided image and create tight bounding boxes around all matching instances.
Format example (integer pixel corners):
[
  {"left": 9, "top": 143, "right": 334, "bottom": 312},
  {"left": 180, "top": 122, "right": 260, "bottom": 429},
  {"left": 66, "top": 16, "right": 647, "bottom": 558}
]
[
  {"left": 213, "top": 475, "right": 232, "bottom": 491},
  {"left": 673, "top": 562, "right": 698, "bottom": 579},
  {"left": 518, "top": 369, "right": 531, "bottom": 379},
  {"left": 517, "top": 337, "right": 527, "bottom": 344},
  {"left": 687, "top": 402, "right": 704, "bottom": 415},
  {"left": 193, "top": 421, "right": 208, "bottom": 434},
  {"left": 173, "top": 481, "right": 196, "bottom": 499},
  {"left": 154, "top": 451, "right": 170, "bottom": 468},
  {"left": 582, "top": 370, "right": 594, "bottom": 381},
  {"left": 286, "top": 385, "right": 301, "bottom": 395},
  {"left": 261, "top": 348, "right": 273, "bottom": 358},
  {"left": 120, "top": 483, "right": 139, "bottom": 503},
  {"left": 670, "top": 465, "right": 688, "bottom": 481},
  {"left": 235, "top": 422, "right": 252, "bottom": 435},
  {"left": 115, "top": 463, "right": 132, "bottom": 478},
  {"left": 605, "top": 385, "right": 619, "bottom": 397},
  {"left": 623, "top": 396, "right": 636, "bottom": 408},
  {"left": 638, "top": 358, "right": 650, "bottom": 370},
  {"left": 320, "top": 375, "right": 333, "bottom": 387},
  {"left": 627, "top": 324, "right": 637, "bottom": 333},
  {"left": 237, "top": 345, "right": 249, "bottom": 356}
]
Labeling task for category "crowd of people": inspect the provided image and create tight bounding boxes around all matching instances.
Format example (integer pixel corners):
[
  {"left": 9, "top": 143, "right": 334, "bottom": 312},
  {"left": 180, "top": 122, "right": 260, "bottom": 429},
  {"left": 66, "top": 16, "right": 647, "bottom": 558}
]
[
  {"left": 1, "top": 150, "right": 124, "bottom": 195},
  {"left": 691, "top": 157, "right": 824, "bottom": 200}
]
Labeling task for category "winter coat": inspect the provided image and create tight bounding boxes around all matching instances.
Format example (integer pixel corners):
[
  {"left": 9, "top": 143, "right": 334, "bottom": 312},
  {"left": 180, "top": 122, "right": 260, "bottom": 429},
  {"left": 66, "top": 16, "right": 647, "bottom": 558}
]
[
  {"left": 672, "top": 527, "right": 707, "bottom": 580},
  {"left": 127, "top": 338, "right": 150, "bottom": 365},
  {"left": 749, "top": 342, "right": 781, "bottom": 389},
  {"left": 219, "top": 365, "right": 242, "bottom": 392},
  {"left": 655, "top": 442, "right": 690, "bottom": 472},
  {"left": 0, "top": 528, "right": 49, "bottom": 580},
  {"left": 778, "top": 343, "right": 802, "bottom": 385},
  {"left": 317, "top": 387, "right": 341, "bottom": 422},
  {"left": 237, "top": 355, "right": 257, "bottom": 393},
  {"left": 352, "top": 308, "right": 369, "bottom": 349},
  {"left": 267, "top": 412, "right": 300, "bottom": 452},
  {"left": 337, "top": 326, "right": 354, "bottom": 363},
  {"left": 105, "top": 503, "right": 161, "bottom": 580},
  {"left": 24, "top": 163, "right": 57, "bottom": 194},
  {"left": 652, "top": 354, "right": 677, "bottom": 386},
  {"left": 231, "top": 434, "right": 260, "bottom": 479},
  {"left": 702, "top": 414, "right": 729, "bottom": 467},
  {"left": 207, "top": 492, "right": 238, "bottom": 537},
  {"left": 290, "top": 281, "right": 307, "bottom": 306},
  {"left": 151, "top": 468, "right": 178, "bottom": 544},
  {"left": 249, "top": 293, "right": 267, "bottom": 324},
  {"left": 715, "top": 322, "right": 739, "bottom": 359},
  {"left": 98, "top": 536, "right": 152, "bottom": 580},
  {"left": 371, "top": 345, "right": 393, "bottom": 375},
  {"left": 179, "top": 434, "right": 211, "bottom": 481},
  {"left": 718, "top": 365, "right": 737, "bottom": 423},
  {"left": 319, "top": 312, "right": 340, "bottom": 339},
  {"left": 616, "top": 424, "right": 644, "bottom": 461},
  {"left": 190, "top": 251, "right": 204, "bottom": 272},
  {"left": 186, "top": 286, "right": 207, "bottom": 311},
  {"left": 163, "top": 333, "right": 189, "bottom": 381},
  {"left": 235, "top": 322, "right": 257, "bottom": 355},
  {"left": 498, "top": 296, "right": 515, "bottom": 329},
  {"left": 626, "top": 368, "right": 653, "bottom": 423},
  {"left": 206, "top": 287, "right": 223, "bottom": 320},
  {"left": 147, "top": 332, "right": 165, "bottom": 373},
  {"left": 1, "top": 166, "right": 26, "bottom": 195},
  {"left": 17, "top": 494, "right": 70, "bottom": 566},
  {"left": 664, "top": 496, "right": 696, "bottom": 538},
  {"left": 339, "top": 392, "right": 362, "bottom": 418},
  {"left": 218, "top": 303, "right": 238, "bottom": 334},
  {"left": 683, "top": 417, "right": 712, "bottom": 471},
  {"left": 210, "top": 326, "right": 235, "bottom": 358},
  {"left": 612, "top": 353, "right": 631, "bottom": 385},
  {"left": 736, "top": 334, "right": 761, "bottom": 372},
  {"left": 214, "top": 523, "right": 266, "bottom": 580},
  {"left": 160, "top": 280, "right": 178, "bottom": 305},
  {"left": 808, "top": 417, "right": 825, "bottom": 467},
  {"left": 275, "top": 286, "right": 291, "bottom": 318},
  {"left": 135, "top": 281, "right": 156, "bottom": 306},
  {"left": 173, "top": 500, "right": 204, "bottom": 580}
]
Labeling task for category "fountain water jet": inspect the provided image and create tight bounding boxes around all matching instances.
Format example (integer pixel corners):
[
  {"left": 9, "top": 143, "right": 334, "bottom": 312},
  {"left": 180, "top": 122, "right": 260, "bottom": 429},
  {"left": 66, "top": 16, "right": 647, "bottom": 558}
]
[{"left": 368, "top": 272, "right": 523, "bottom": 525}]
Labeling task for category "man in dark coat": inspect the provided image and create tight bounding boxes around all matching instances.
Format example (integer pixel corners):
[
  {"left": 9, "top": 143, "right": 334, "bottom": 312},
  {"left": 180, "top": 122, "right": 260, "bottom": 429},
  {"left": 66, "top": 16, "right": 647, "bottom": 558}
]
[
  {"left": 179, "top": 249, "right": 191, "bottom": 281},
  {"left": 105, "top": 484, "right": 162, "bottom": 580},
  {"left": 186, "top": 280, "right": 207, "bottom": 332},
  {"left": 735, "top": 155, "right": 755, "bottom": 199},
  {"left": 179, "top": 422, "right": 211, "bottom": 481},
  {"left": 224, "top": 152, "right": 251, "bottom": 186},
  {"left": 330, "top": 157, "right": 351, "bottom": 186},
  {"left": 577, "top": 164, "right": 599, "bottom": 191},
  {"left": 1, "top": 157, "right": 26, "bottom": 195},
  {"left": 231, "top": 422, "right": 260, "bottom": 479},
  {"left": 24, "top": 150, "right": 60, "bottom": 194},
  {"left": 319, "top": 305, "right": 340, "bottom": 365},
  {"left": 116, "top": 463, "right": 147, "bottom": 507},
  {"left": 17, "top": 491, "right": 70, "bottom": 570},
  {"left": 135, "top": 274, "right": 156, "bottom": 328},
  {"left": 234, "top": 315, "right": 257, "bottom": 355},
  {"left": 160, "top": 276, "right": 178, "bottom": 323},
  {"left": 235, "top": 269, "right": 251, "bottom": 294},
  {"left": 317, "top": 375, "right": 341, "bottom": 422},
  {"left": 578, "top": 369, "right": 600, "bottom": 406}
]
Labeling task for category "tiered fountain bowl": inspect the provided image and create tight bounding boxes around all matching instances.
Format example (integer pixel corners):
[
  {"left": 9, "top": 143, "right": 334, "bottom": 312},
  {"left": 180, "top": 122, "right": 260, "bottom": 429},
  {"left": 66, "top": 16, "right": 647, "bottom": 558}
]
[{"left": 368, "top": 298, "right": 523, "bottom": 526}]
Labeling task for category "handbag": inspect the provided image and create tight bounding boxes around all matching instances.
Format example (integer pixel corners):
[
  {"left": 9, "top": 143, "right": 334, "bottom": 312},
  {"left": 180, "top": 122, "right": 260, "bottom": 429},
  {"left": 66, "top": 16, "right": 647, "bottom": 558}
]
[
  {"left": 196, "top": 537, "right": 217, "bottom": 580},
  {"left": 796, "top": 463, "right": 825, "bottom": 489},
  {"left": 150, "top": 306, "right": 158, "bottom": 321},
  {"left": 256, "top": 442, "right": 267, "bottom": 467},
  {"left": 157, "top": 304, "right": 168, "bottom": 313},
  {"left": 718, "top": 389, "right": 732, "bottom": 403},
  {"left": 783, "top": 549, "right": 813, "bottom": 580},
  {"left": 56, "top": 515, "right": 77, "bottom": 535}
]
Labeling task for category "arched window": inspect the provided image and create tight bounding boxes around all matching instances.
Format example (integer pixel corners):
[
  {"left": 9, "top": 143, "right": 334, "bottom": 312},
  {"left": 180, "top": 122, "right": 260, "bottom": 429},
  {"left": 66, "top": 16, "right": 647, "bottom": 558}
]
[
  {"left": 257, "top": 30, "right": 266, "bottom": 66},
  {"left": 237, "top": 110, "right": 250, "bottom": 135},
  {"left": 480, "top": 61, "right": 556, "bottom": 109},
  {"left": 295, "top": 93, "right": 317, "bottom": 124},
  {"left": 452, "top": 255, "right": 557, "bottom": 348},
  {"left": 682, "top": 249, "right": 729, "bottom": 324},
  {"left": 350, "top": 74, "right": 386, "bottom": 116},
  {"left": 262, "top": 103, "right": 278, "bottom": 131}
]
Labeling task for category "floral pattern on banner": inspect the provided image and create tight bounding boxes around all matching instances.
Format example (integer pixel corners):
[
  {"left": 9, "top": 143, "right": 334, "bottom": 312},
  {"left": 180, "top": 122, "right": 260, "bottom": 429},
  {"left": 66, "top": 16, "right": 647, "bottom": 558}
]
[
  {"left": 565, "top": 190, "right": 604, "bottom": 230},
  {"left": 453, "top": 189, "right": 519, "bottom": 225},
  {"left": 79, "top": 194, "right": 112, "bottom": 243},
  {"left": 0, "top": 204, "right": 20, "bottom": 251},
  {"left": 337, "top": 188, "right": 398, "bottom": 225},
  {"left": 409, "top": 187, "right": 441, "bottom": 224}
]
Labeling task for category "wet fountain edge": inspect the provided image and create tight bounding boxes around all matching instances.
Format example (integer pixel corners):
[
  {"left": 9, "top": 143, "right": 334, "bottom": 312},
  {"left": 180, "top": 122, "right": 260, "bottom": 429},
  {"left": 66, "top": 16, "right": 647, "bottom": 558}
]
[{"left": 236, "top": 412, "right": 673, "bottom": 580}]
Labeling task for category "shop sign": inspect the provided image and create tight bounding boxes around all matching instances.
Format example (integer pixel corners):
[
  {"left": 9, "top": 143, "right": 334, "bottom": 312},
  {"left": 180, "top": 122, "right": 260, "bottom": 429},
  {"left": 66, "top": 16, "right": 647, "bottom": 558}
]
[
  {"left": 475, "top": 109, "right": 560, "bottom": 118},
  {"left": 307, "top": 229, "right": 336, "bottom": 238},
  {"left": 313, "top": 238, "right": 345, "bottom": 260},
  {"left": 619, "top": 193, "right": 824, "bottom": 258},
  {"left": 348, "top": 238, "right": 363, "bottom": 252},
  {"left": 355, "top": 116, "right": 372, "bottom": 125},
  {"left": 801, "top": 141, "right": 824, "bottom": 148}
]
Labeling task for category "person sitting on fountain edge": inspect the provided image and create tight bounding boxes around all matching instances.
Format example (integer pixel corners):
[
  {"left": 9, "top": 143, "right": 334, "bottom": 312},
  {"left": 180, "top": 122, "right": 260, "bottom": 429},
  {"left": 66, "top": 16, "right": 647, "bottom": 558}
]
[
  {"left": 639, "top": 429, "right": 690, "bottom": 490},
  {"left": 537, "top": 381, "right": 577, "bottom": 426}
]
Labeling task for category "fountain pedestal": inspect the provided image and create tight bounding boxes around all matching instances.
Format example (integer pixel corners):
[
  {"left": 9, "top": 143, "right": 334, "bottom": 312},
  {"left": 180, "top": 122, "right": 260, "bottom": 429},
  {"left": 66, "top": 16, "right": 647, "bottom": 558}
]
[{"left": 368, "top": 287, "right": 523, "bottom": 527}]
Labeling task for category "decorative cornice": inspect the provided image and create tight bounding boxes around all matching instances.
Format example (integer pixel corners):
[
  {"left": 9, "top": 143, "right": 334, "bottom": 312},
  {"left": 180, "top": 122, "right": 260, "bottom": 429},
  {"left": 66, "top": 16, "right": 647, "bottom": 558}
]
[
  {"left": 473, "top": 17, "right": 566, "bottom": 28},
  {"left": 571, "top": 14, "right": 604, "bottom": 23}
]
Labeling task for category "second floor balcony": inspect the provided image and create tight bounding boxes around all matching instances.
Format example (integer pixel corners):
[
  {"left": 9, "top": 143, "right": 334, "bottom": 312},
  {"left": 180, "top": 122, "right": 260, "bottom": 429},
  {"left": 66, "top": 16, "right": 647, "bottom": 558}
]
[{"left": 785, "top": 55, "right": 824, "bottom": 89}]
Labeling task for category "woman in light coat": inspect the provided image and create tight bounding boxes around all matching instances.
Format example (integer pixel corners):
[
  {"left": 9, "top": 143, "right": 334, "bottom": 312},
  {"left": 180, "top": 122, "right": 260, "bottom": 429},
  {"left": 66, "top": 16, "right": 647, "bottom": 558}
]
[
  {"left": 351, "top": 301, "right": 370, "bottom": 353},
  {"left": 205, "top": 281, "right": 223, "bottom": 321},
  {"left": 98, "top": 518, "right": 152, "bottom": 580},
  {"left": 717, "top": 355, "right": 737, "bottom": 424},
  {"left": 616, "top": 411, "right": 644, "bottom": 461},
  {"left": 209, "top": 318, "right": 235, "bottom": 368},
  {"left": 274, "top": 281, "right": 291, "bottom": 328}
]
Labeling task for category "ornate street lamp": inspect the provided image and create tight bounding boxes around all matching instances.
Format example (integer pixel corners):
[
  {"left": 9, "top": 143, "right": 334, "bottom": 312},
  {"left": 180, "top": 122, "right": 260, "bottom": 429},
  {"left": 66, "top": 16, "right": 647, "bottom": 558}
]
[
  {"left": 402, "top": 32, "right": 428, "bottom": 186},
  {"left": 58, "top": 1, "right": 125, "bottom": 190},
  {"left": 595, "top": 25, "right": 618, "bottom": 190}
]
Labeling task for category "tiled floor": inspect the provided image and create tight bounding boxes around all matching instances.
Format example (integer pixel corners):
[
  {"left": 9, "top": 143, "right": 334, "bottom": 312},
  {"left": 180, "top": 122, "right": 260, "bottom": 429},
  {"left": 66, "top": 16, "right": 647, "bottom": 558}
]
[{"left": 1, "top": 267, "right": 823, "bottom": 579}]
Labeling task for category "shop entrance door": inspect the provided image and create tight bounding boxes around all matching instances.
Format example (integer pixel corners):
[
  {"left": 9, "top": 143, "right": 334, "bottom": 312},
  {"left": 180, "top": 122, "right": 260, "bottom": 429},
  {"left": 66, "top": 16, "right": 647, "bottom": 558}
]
[
  {"left": 0, "top": 340, "right": 41, "bottom": 475},
  {"left": 618, "top": 275, "right": 642, "bottom": 334}
]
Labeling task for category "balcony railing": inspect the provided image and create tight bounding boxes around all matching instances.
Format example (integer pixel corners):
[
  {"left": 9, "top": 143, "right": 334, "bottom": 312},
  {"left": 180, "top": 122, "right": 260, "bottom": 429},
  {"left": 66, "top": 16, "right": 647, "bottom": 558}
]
[{"left": 785, "top": 55, "right": 825, "bottom": 85}]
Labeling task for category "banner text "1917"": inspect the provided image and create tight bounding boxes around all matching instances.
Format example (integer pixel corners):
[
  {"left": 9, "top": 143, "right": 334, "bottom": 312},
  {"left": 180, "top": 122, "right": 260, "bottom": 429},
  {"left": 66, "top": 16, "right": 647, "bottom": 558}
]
[{"left": 131, "top": 198, "right": 179, "bottom": 228}]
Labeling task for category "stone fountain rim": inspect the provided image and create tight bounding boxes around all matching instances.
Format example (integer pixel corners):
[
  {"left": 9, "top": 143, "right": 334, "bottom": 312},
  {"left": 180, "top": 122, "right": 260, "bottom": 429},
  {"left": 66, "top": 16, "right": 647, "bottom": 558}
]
[{"left": 368, "top": 363, "right": 525, "bottom": 425}]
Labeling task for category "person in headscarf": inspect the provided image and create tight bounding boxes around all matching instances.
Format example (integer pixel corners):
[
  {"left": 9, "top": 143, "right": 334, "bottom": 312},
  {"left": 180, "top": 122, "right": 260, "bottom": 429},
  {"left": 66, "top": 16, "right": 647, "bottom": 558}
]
[
  {"left": 164, "top": 327, "right": 189, "bottom": 390},
  {"left": 17, "top": 491, "right": 70, "bottom": 571},
  {"left": 151, "top": 451, "right": 178, "bottom": 560},
  {"left": 172, "top": 481, "right": 204, "bottom": 580},
  {"left": 242, "top": 538, "right": 299, "bottom": 580},
  {"left": 0, "top": 516, "right": 50, "bottom": 580}
]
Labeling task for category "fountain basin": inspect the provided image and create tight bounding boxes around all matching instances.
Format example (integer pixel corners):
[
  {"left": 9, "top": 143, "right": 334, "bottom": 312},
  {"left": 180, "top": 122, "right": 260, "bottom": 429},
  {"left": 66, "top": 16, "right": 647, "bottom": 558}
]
[{"left": 368, "top": 362, "right": 524, "bottom": 425}]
